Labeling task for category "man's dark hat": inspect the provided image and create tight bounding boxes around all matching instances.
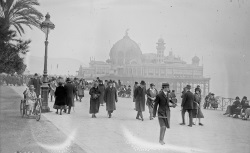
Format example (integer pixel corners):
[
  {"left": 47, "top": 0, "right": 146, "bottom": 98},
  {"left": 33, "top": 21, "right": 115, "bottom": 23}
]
[
  {"left": 186, "top": 85, "right": 191, "bottom": 89},
  {"left": 128, "top": 85, "right": 131, "bottom": 87},
  {"left": 162, "top": 83, "right": 169, "bottom": 88},
  {"left": 236, "top": 96, "right": 240, "bottom": 100},
  {"left": 66, "top": 78, "right": 71, "bottom": 82},
  {"left": 243, "top": 96, "right": 247, "bottom": 100},
  {"left": 197, "top": 85, "right": 200, "bottom": 88},
  {"left": 150, "top": 83, "right": 155, "bottom": 87},
  {"left": 140, "top": 80, "right": 146, "bottom": 85},
  {"left": 34, "top": 73, "right": 38, "bottom": 76},
  {"left": 135, "top": 82, "right": 138, "bottom": 84},
  {"left": 172, "top": 90, "right": 175, "bottom": 92}
]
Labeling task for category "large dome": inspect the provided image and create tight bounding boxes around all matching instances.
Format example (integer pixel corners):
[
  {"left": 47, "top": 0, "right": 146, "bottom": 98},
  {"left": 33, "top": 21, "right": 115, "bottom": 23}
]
[{"left": 109, "top": 33, "right": 142, "bottom": 65}]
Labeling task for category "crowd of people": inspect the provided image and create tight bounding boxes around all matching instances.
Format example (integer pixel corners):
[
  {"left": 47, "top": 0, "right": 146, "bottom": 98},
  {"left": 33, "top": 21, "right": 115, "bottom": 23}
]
[{"left": 2, "top": 72, "right": 250, "bottom": 145}]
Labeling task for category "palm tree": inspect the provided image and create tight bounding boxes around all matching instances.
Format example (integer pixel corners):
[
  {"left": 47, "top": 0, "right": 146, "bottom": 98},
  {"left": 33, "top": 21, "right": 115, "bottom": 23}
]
[{"left": 0, "top": 0, "right": 43, "bottom": 36}]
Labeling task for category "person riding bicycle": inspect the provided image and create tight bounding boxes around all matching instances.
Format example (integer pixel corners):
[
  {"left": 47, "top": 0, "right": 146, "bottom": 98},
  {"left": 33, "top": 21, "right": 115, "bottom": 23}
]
[{"left": 23, "top": 85, "right": 37, "bottom": 115}]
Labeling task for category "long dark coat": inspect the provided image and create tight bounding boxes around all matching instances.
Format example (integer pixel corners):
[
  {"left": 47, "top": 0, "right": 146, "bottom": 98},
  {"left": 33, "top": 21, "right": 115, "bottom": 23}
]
[
  {"left": 89, "top": 87, "right": 101, "bottom": 114},
  {"left": 181, "top": 91, "right": 194, "bottom": 110},
  {"left": 133, "top": 85, "right": 138, "bottom": 102},
  {"left": 98, "top": 84, "right": 105, "bottom": 104},
  {"left": 153, "top": 91, "right": 174, "bottom": 128},
  {"left": 54, "top": 86, "right": 66, "bottom": 109},
  {"left": 104, "top": 87, "right": 118, "bottom": 111},
  {"left": 134, "top": 86, "right": 146, "bottom": 112},
  {"left": 64, "top": 82, "right": 76, "bottom": 107}
]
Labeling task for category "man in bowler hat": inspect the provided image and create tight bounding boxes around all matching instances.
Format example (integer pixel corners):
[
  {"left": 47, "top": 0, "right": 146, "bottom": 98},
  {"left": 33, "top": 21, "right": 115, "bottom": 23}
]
[
  {"left": 153, "top": 83, "right": 177, "bottom": 145},
  {"left": 180, "top": 85, "right": 194, "bottom": 127}
]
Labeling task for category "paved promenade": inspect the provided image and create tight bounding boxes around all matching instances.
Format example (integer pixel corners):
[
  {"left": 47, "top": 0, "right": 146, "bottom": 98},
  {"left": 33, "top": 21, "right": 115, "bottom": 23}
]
[{"left": 11, "top": 86, "right": 250, "bottom": 153}]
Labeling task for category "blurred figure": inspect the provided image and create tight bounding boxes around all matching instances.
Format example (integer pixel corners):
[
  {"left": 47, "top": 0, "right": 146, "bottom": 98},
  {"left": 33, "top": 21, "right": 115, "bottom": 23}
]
[
  {"left": 180, "top": 85, "right": 194, "bottom": 127},
  {"left": 104, "top": 81, "right": 118, "bottom": 118},
  {"left": 29, "top": 73, "right": 42, "bottom": 98},
  {"left": 23, "top": 85, "right": 37, "bottom": 115},
  {"left": 77, "top": 78, "right": 85, "bottom": 102},
  {"left": 192, "top": 90, "right": 204, "bottom": 126},
  {"left": 64, "top": 78, "right": 76, "bottom": 114},
  {"left": 49, "top": 77, "right": 57, "bottom": 102},
  {"left": 133, "top": 82, "right": 139, "bottom": 109},
  {"left": 146, "top": 83, "right": 158, "bottom": 120},
  {"left": 98, "top": 80, "right": 105, "bottom": 106},
  {"left": 134, "top": 80, "right": 146, "bottom": 121}
]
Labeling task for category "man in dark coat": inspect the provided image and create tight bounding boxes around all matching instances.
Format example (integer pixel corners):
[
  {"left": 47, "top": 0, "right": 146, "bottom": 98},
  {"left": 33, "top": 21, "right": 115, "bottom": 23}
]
[
  {"left": 64, "top": 78, "right": 76, "bottom": 114},
  {"left": 30, "top": 73, "right": 42, "bottom": 98},
  {"left": 89, "top": 81, "right": 101, "bottom": 118},
  {"left": 153, "top": 83, "right": 177, "bottom": 145},
  {"left": 98, "top": 80, "right": 105, "bottom": 106},
  {"left": 134, "top": 80, "right": 146, "bottom": 121},
  {"left": 104, "top": 81, "right": 118, "bottom": 118},
  {"left": 180, "top": 85, "right": 194, "bottom": 127}
]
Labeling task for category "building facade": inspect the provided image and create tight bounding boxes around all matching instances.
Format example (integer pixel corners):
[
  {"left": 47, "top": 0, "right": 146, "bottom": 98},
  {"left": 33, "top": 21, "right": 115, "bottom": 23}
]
[{"left": 78, "top": 32, "right": 210, "bottom": 96}]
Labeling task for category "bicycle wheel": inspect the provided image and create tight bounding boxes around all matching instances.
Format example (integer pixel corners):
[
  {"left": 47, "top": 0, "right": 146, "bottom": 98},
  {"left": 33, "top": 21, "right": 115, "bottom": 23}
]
[
  {"left": 35, "top": 101, "right": 42, "bottom": 121},
  {"left": 20, "top": 100, "right": 24, "bottom": 117}
]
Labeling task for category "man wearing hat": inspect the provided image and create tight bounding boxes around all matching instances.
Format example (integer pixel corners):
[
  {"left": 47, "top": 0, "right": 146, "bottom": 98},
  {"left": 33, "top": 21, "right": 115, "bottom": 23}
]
[
  {"left": 153, "top": 83, "right": 177, "bottom": 145},
  {"left": 134, "top": 80, "right": 146, "bottom": 121},
  {"left": 146, "top": 83, "right": 158, "bottom": 120},
  {"left": 230, "top": 96, "right": 241, "bottom": 117},
  {"left": 133, "top": 82, "right": 139, "bottom": 109},
  {"left": 180, "top": 85, "right": 194, "bottom": 127},
  {"left": 64, "top": 78, "right": 76, "bottom": 114},
  {"left": 29, "top": 73, "right": 42, "bottom": 98}
]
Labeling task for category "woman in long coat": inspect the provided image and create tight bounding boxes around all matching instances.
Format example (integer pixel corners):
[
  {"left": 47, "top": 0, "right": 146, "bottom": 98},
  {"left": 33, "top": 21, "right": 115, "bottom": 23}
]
[
  {"left": 104, "top": 81, "right": 118, "bottom": 118},
  {"left": 192, "top": 90, "right": 204, "bottom": 125},
  {"left": 53, "top": 82, "right": 66, "bottom": 115},
  {"left": 98, "top": 80, "right": 105, "bottom": 106},
  {"left": 89, "top": 81, "right": 101, "bottom": 118},
  {"left": 77, "top": 79, "right": 85, "bottom": 102},
  {"left": 134, "top": 80, "right": 146, "bottom": 121}
]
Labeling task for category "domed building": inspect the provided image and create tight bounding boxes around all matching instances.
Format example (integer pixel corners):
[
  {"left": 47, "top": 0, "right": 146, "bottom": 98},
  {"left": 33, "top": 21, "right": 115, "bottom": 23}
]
[
  {"left": 78, "top": 31, "right": 210, "bottom": 96},
  {"left": 110, "top": 32, "right": 142, "bottom": 66}
]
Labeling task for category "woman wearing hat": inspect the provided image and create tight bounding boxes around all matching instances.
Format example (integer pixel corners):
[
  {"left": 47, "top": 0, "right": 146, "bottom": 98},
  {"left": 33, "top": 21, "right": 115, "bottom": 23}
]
[
  {"left": 98, "top": 80, "right": 105, "bottom": 106},
  {"left": 146, "top": 83, "right": 158, "bottom": 120},
  {"left": 134, "top": 80, "right": 146, "bottom": 121},
  {"left": 53, "top": 81, "right": 67, "bottom": 115},
  {"left": 23, "top": 85, "right": 37, "bottom": 115},
  {"left": 192, "top": 89, "right": 204, "bottom": 126},
  {"left": 89, "top": 81, "right": 101, "bottom": 118}
]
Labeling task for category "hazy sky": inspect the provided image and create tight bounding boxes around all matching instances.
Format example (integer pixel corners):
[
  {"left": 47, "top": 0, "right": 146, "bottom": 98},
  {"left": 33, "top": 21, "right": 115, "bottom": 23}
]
[{"left": 22, "top": 0, "right": 250, "bottom": 97}]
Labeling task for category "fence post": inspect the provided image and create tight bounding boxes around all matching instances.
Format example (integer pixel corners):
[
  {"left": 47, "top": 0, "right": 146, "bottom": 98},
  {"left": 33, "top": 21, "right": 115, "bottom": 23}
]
[{"left": 222, "top": 97, "right": 224, "bottom": 111}]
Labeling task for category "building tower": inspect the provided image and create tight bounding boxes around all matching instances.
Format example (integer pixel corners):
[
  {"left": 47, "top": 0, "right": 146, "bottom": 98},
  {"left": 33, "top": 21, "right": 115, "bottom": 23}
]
[
  {"left": 192, "top": 56, "right": 200, "bottom": 66},
  {"left": 156, "top": 38, "right": 166, "bottom": 64}
]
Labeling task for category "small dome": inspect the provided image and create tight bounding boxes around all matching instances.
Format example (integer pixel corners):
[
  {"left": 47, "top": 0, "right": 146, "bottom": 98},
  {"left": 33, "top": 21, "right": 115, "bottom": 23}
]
[
  {"left": 158, "top": 38, "right": 164, "bottom": 43},
  {"left": 192, "top": 56, "right": 200, "bottom": 62}
]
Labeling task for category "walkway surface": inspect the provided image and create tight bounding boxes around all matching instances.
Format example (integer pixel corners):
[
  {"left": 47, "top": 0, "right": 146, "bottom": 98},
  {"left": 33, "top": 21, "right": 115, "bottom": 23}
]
[
  {"left": 0, "top": 85, "right": 85, "bottom": 153},
  {"left": 8, "top": 86, "right": 250, "bottom": 153}
]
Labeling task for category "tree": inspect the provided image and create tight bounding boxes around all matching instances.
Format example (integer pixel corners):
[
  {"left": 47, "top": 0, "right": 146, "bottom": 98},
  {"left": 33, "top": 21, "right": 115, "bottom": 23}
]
[
  {"left": 0, "top": 0, "right": 43, "bottom": 74},
  {"left": 0, "top": 0, "right": 43, "bottom": 36},
  {"left": 0, "top": 16, "right": 30, "bottom": 74}
]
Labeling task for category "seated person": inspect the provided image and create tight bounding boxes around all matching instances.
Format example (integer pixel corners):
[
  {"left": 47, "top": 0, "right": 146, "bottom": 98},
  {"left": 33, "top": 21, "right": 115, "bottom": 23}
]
[
  {"left": 241, "top": 100, "right": 250, "bottom": 120},
  {"left": 204, "top": 93, "right": 211, "bottom": 109},
  {"left": 210, "top": 93, "right": 218, "bottom": 109},
  {"left": 231, "top": 97, "right": 242, "bottom": 118},
  {"left": 223, "top": 96, "right": 240, "bottom": 116},
  {"left": 240, "top": 96, "right": 247, "bottom": 106},
  {"left": 23, "top": 85, "right": 37, "bottom": 115},
  {"left": 126, "top": 85, "right": 131, "bottom": 97}
]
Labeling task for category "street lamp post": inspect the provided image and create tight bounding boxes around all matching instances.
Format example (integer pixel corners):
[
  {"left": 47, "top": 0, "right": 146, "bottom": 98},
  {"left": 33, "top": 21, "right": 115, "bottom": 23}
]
[{"left": 40, "top": 13, "right": 55, "bottom": 112}]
